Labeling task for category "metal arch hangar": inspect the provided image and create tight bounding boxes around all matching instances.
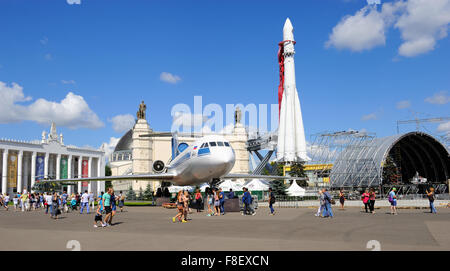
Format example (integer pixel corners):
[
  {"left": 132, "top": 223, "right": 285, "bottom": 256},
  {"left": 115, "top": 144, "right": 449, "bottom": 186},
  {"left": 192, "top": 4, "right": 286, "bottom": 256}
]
[{"left": 330, "top": 131, "right": 449, "bottom": 188}]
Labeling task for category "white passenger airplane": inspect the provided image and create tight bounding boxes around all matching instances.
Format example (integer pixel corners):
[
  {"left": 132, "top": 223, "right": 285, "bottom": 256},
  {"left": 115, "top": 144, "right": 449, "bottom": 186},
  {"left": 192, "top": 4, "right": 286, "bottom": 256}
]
[{"left": 44, "top": 133, "right": 301, "bottom": 186}]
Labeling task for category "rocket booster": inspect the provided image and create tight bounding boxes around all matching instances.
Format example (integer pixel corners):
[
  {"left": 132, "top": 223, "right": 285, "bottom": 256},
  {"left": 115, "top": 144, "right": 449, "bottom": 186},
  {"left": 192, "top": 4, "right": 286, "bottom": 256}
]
[{"left": 277, "top": 18, "right": 309, "bottom": 163}]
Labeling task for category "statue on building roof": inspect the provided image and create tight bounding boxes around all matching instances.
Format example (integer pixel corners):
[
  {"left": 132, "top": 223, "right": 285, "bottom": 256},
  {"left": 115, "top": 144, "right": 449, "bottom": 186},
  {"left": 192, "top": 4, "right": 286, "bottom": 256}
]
[
  {"left": 137, "top": 101, "right": 147, "bottom": 120},
  {"left": 48, "top": 122, "right": 58, "bottom": 141},
  {"left": 235, "top": 107, "right": 242, "bottom": 125}
]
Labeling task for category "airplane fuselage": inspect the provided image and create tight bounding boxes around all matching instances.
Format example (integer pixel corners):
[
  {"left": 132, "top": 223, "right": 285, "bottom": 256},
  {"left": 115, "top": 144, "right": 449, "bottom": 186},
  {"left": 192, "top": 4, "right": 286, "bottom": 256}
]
[{"left": 167, "top": 135, "right": 236, "bottom": 186}]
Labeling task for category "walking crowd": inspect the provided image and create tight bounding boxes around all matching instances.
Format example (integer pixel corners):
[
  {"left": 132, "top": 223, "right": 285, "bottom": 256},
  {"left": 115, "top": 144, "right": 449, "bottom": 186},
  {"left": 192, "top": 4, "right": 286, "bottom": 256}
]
[{"left": 0, "top": 188, "right": 126, "bottom": 227}]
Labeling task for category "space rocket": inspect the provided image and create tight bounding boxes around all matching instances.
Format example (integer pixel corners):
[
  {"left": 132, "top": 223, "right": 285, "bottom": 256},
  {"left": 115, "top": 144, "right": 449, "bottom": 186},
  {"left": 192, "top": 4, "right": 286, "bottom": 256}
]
[{"left": 276, "top": 18, "right": 309, "bottom": 163}]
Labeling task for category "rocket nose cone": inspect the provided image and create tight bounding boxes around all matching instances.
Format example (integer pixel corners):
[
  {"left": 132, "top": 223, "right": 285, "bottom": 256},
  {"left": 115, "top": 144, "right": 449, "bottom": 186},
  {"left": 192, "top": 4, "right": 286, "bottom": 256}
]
[
  {"left": 284, "top": 18, "right": 293, "bottom": 30},
  {"left": 283, "top": 18, "right": 294, "bottom": 41}
]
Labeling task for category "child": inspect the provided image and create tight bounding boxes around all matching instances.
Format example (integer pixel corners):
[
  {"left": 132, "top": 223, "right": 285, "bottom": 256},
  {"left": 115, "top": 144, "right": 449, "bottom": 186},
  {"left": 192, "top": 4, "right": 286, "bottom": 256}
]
[
  {"left": 3, "top": 193, "right": 10, "bottom": 211},
  {"left": 13, "top": 195, "right": 19, "bottom": 211},
  {"left": 94, "top": 201, "right": 105, "bottom": 228},
  {"left": 71, "top": 197, "right": 77, "bottom": 211}
]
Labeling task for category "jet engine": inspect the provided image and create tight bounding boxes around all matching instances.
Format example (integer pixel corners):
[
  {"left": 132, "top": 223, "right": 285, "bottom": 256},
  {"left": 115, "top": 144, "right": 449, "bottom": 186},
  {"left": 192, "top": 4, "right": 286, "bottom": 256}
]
[{"left": 152, "top": 160, "right": 165, "bottom": 173}]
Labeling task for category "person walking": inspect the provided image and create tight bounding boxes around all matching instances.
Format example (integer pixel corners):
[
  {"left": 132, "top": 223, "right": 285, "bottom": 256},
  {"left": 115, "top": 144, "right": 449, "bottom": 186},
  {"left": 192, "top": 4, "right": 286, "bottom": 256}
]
[
  {"left": 118, "top": 191, "right": 125, "bottom": 212},
  {"left": 61, "top": 191, "right": 68, "bottom": 213},
  {"left": 183, "top": 190, "right": 190, "bottom": 221},
  {"left": 369, "top": 188, "right": 376, "bottom": 214},
  {"left": 219, "top": 188, "right": 225, "bottom": 215},
  {"left": 322, "top": 189, "right": 334, "bottom": 218},
  {"left": 3, "top": 193, "right": 9, "bottom": 211},
  {"left": 339, "top": 189, "right": 345, "bottom": 210},
  {"left": 388, "top": 187, "right": 398, "bottom": 215},
  {"left": 93, "top": 200, "right": 105, "bottom": 228},
  {"left": 194, "top": 189, "right": 203, "bottom": 213},
  {"left": 362, "top": 189, "right": 370, "bottom": 213},
  {"left": 51, "top": 192, "right": 60, "bottom": 219},
  {"left": 426, "top": 187, "right": 437, "bottom": 214},
  {"left": 172, "top": 191, "right": 186, "bottom": 223},
  {"left": 206, "top": 188, "right": 214, "bottom": 216},
  {"left": 80, "top": 190, "right": 90, "bottom": 214},
  {"left": 315, "top": 190, "right": 324, "bottom": 217},
  {"left": 268, "top": 187, "right": 275, "bottom": 215},
  {"left": 213, "top": 189, "right": 221, "bottom": 216},
  {"left": 110, "top": 189, "right": 117, "bottom": 225},
  {"left": 13, "top": 195, "right": 19, "bottom": 211},
  {"left": 20, "top": 192, "right": 28, "bottom": 212},
  {"left": 242, "top": 188, "right": 252, "bottom": 215},
  {"left": 102, "top": 188, "right": 113, "bottom": 226}
]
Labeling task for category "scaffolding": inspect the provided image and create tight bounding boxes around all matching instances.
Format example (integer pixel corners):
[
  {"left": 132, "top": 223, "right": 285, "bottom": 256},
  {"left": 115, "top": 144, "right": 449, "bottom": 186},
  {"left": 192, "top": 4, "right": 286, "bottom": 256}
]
[
  {"left": 308, "top": 130, "right": 378, "bottom": 187},
  {"left": 307, "top": 130, "right": 449, "bottom": 197}
]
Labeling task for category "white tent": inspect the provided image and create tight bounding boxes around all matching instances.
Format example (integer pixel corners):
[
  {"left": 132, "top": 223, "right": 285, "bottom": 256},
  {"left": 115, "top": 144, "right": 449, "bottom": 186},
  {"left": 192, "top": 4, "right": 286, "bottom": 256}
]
[
  {"left": 219, "top": 179, "right": 243, "bottom": 191},
  {"left": 286, "top": 181, "right": 305, "bottom": 197},
  {"left": 168, "top": 185, "right": 194, "bottom": 193},
  {"left": 244, "top": 179, "right": 270, "bottom": 191}
]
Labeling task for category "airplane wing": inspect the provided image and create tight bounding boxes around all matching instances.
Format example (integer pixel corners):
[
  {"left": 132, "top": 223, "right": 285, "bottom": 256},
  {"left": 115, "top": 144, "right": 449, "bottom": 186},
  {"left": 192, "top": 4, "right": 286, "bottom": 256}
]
[
  {"left": 41, "top": 173, "right": 176, "bottom": 183},
  {"left": 223, "top": 173, "right": 307, "bottom": 181}
]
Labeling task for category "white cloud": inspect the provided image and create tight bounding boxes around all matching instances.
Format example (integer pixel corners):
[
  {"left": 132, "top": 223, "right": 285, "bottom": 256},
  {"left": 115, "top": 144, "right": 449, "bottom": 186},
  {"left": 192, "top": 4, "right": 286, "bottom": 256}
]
[
  {"left": 109, "top": 114, "right": 135, "bottom": 133},
  {"left": 425, "top": 91, "right": 450, "bottom": 105},
  {"left": 395, "top": 0, "right": 450, "bottom": 57},
  {"left": 0, "top": 81, "right": 104, "bottom": 129},
  {"left": 325, "top": 5, "right": 394, "bottom": 51},
  {"left": 100, "top": 137, "right": 121, "bottom": 159},
  {"left": 327, "top": 0, "right": 450, "bottom": 57},
  {"left": 67, "top": 0, "right": 81, "bottom": 5},
  {"left": 61, "top": 80, "right": 76, "bottom": 85},
  {"left": 361, "top": 112, "right": 377, "bottom": 121},
  {"left": 367, "top": 0, "right": 381, "bottom": 5},
  {"left": 396, "top": 100, "right": 411, "bottom": 109},
  {"left": 160, "top": 72, "right": 181, "bottom": 84}
]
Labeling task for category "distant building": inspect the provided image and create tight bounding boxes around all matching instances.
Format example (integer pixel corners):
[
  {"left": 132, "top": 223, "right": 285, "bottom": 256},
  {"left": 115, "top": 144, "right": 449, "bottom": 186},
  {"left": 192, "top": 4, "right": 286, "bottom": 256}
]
[{"left": 0, "top": 123, "right": 105, "bottom": 196}]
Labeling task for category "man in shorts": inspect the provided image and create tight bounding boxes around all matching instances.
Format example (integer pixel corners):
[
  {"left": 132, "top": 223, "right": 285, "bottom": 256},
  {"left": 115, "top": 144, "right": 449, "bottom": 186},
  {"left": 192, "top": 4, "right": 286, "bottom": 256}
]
[
  {"left": 389, "top": 187, "right": 398, "bottom": 215},
  {"left": 102, "top": 188, "right": 112, "bottom": 227}
]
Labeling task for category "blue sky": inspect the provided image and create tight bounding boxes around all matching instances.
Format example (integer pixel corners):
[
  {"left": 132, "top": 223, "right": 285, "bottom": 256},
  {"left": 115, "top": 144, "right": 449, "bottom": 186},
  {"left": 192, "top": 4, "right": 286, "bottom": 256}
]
[{"left": 0, "top": 0, "right": 449, "bottom": 154}]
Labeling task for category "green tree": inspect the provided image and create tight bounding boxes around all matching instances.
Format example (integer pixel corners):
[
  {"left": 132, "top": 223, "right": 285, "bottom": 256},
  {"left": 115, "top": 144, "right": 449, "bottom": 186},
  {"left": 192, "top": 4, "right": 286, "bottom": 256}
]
[
  {"left": 126, "top": 186, "right": 136, "bottom": 200},
  {"left": 263, "top": 162, "right": 287, "bottom": 196},
  {"left": 143, "top": 183, "right": 153, "bottom": 201}
]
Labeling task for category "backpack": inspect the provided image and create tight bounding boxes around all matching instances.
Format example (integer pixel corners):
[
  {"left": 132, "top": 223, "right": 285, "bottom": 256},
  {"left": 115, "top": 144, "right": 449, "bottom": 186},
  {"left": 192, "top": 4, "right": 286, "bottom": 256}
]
[
  {"left": 270, "top": 193, "right": 276, "bottom": 204},
  {"left": 388, "top": 194, "right": 393, "bottom": 203}
]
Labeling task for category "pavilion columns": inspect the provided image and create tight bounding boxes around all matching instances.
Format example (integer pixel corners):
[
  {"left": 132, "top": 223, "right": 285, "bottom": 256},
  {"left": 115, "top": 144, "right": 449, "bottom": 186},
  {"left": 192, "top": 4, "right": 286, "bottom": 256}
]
[
  {"left": 56, "top": 154, "right": 61, "bottom": 180},
  {"left": 31, "top": 152, "right": 36, "bottom": 193},
  {"left": 44, "top": 153, "right": 49, "bottom": 179},
  {"left": 67, "top": 155, "right": 72, "bottom": 195},
  {"left": 97, "top": 157, "right": 102, "bottom": 196},
  {"left": 77, "top": 157, "right": 82, "bottom": 193},
  {"left": 17, "top": 150, "right": 23, "bottom": 193},
  {"left": 88, "top": 157, "right": 92, "bottom": 194},
  {"left": 1, "top": 149, "right": 8, "bottom": 194}
]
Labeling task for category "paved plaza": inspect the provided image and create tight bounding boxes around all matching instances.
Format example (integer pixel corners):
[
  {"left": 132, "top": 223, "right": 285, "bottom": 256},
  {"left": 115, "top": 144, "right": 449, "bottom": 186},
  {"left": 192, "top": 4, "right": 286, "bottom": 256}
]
[{"left": 0, "top": 205, "right": 449, "bottom": 251}]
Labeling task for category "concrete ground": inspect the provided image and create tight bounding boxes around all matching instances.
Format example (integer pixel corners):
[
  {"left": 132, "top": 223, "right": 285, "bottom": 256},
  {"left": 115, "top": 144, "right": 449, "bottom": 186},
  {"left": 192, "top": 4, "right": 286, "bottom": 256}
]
[{"left": 0, "top": 205, "right": 449, "bottom": 251}]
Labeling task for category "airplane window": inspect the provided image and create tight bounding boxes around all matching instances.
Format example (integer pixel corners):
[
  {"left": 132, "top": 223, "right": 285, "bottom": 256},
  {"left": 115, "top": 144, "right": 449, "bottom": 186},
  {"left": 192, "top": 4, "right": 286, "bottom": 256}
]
[
  {"left": 224, "top": 142, "right": 230, "bottom": 147},
  {"left": 209, "top": 142, "right": 217, "bottom": 147},
  {"left": 217, "top": 142, "right": 224, "bottom": 146},
  {"left": 204, "top": 142, "right": 209, "bottom": 147},
  {"left": 200, "top": 143, "right": 205, "bottom": 148}
]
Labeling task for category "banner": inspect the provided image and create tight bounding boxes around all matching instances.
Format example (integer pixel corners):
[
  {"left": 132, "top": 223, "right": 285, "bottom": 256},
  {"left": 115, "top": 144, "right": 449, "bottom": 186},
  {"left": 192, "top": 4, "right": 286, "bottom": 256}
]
[
  {"left": 36, "top": 156, "right": 45, "bottom": 181},
  {"left": 82, "top": 159, "right": 89, "bottom": 188},
  {"left": 7, "top": 153, "right": 18, "bottom": 188},
  {"left": 60, "top": 157, "right": 68, "bottom": 179}
]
